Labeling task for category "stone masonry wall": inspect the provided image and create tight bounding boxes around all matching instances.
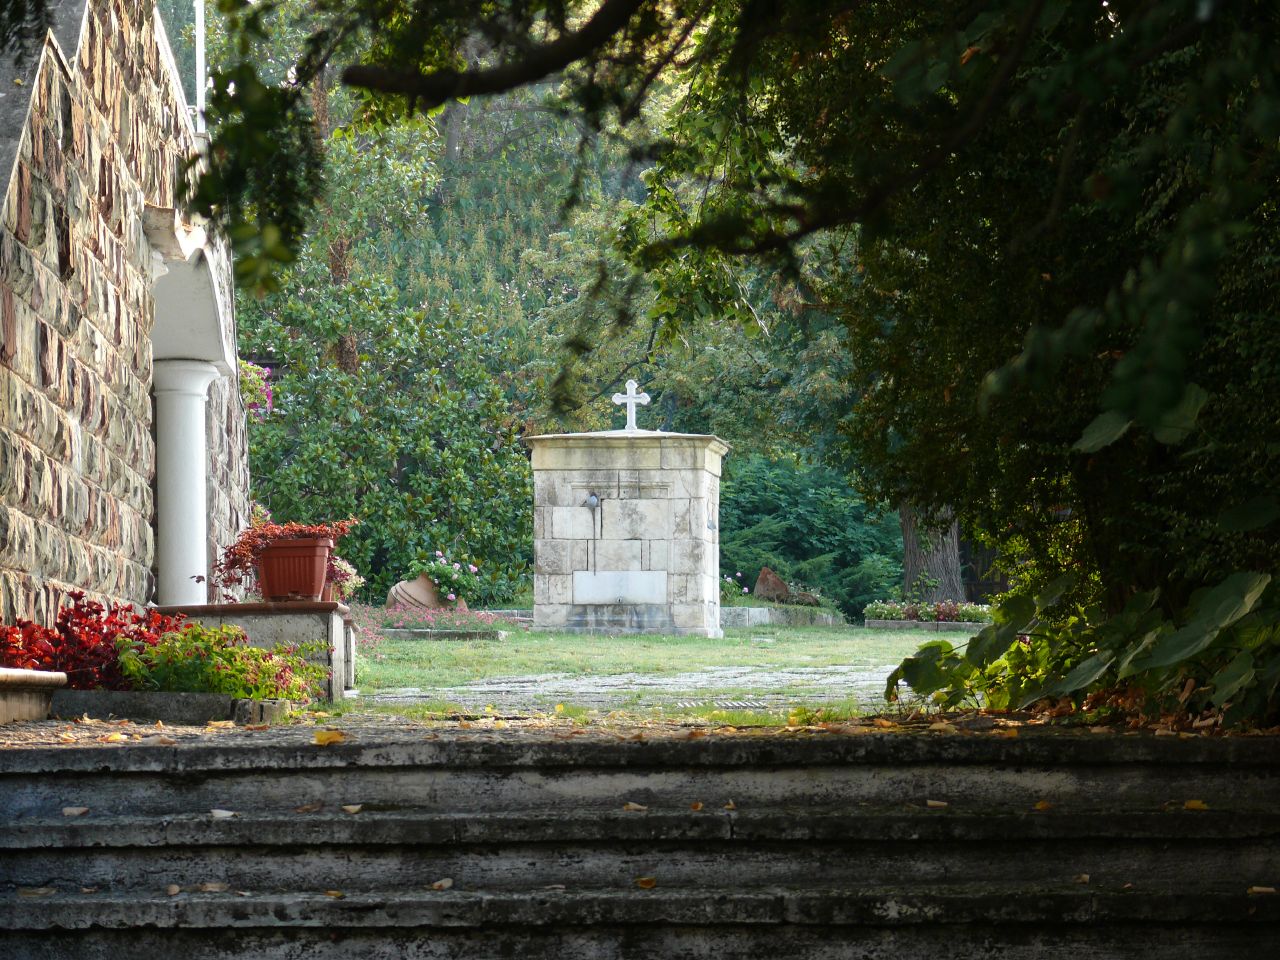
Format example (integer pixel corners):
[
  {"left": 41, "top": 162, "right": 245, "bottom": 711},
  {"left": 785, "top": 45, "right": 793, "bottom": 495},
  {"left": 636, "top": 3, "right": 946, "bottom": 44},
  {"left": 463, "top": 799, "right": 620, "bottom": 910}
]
[
  {"left": 206, "top": 372, "right": 249, "bottom": 601},
  {"left": 0, "top": 0, "right": 249, "bottom": 622}
]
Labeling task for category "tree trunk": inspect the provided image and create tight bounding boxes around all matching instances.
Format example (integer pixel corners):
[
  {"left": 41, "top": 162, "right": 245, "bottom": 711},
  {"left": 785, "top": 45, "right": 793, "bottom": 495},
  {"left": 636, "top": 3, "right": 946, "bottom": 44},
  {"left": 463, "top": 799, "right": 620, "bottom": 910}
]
[{"left": 899, "top": 502, "right": 964, "bottom": 603}]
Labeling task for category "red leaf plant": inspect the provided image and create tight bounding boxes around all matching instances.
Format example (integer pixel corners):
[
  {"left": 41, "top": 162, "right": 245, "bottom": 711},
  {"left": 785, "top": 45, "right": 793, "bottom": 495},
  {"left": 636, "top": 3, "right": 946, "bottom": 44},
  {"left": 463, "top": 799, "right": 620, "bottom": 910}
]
[{"left": 0, "top": 592, "right": 188, "bottom": 690}]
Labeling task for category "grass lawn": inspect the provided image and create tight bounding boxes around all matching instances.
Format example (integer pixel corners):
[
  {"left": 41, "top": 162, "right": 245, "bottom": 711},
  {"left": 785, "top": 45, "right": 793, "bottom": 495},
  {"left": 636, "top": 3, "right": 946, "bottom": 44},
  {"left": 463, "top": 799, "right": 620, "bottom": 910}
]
[{"left": 350, "top": 611, "right": 947, "bottom": 720}]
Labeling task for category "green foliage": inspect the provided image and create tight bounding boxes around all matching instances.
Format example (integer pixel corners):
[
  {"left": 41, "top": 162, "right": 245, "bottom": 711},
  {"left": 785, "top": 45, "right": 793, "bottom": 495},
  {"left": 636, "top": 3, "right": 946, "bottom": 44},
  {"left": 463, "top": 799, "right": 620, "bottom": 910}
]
[
  {"left": 117, "top": 625, "right": 327, "bottom": 702},
  {"left": 886, "top": 573, "right": 1280, "bottom": 725},
  {"left": 240, "top": 274, "right": 532, "bottom": 604},
  {"left": 864, "top": 601, "right": 993, "bottom": 624},
  {"left": 719, "top": 455, "right": 901, "bottom": 616},
  {"left": 410, "top": 553, "right": 482, "bottom": 605}
]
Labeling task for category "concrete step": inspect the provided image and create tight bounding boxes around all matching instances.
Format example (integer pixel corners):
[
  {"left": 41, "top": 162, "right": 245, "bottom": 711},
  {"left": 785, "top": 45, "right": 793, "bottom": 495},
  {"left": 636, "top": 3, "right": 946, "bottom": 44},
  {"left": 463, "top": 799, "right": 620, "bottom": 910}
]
[
  {"left": 3, "top": 810, "right": 1276, "bottom": 892},
  {"left": 2, "top": 730, "right": 1278, "bottom": 958},
  {"left": 1, "top": 887, "right": 1278, "bottom": 959},
  {"left": 5, "top": 733, "right": 1279, "bottom": 817}
]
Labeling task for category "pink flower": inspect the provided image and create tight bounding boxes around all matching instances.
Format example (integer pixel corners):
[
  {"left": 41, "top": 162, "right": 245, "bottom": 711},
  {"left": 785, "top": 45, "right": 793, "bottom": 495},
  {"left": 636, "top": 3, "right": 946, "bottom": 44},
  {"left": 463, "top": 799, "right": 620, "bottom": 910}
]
[
  {"left": 447, "top": 593, "right": 456, "bottom": 601},
  {"left": 435, "top": 550, "right": 444, "bottom": 558},
  {"left": 742, "top": 587, "right": 749, "bottom": 593},
  {"left": 468, "top": 564, "right": 478, "bottom": 573},
  {"left": 453, "top": 562, "right": 461, "bottom": 570}
]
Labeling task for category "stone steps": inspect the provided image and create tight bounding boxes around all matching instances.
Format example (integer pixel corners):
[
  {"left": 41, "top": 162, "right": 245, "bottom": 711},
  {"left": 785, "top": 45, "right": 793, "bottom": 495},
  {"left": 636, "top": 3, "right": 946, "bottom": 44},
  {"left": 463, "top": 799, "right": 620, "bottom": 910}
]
[{"left": 2, "top": 731, "right": 1279, "bottom": 958}]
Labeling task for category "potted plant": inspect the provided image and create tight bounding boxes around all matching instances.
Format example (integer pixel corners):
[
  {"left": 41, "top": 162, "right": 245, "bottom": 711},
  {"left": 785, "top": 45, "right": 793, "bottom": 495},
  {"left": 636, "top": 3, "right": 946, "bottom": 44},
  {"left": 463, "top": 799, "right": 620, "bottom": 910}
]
[
  {"left": 215, "top": 518, "right": 358, "bottom": 602},
  {"left": 323, "top": 555, "right": 365, "bottom": 602}
]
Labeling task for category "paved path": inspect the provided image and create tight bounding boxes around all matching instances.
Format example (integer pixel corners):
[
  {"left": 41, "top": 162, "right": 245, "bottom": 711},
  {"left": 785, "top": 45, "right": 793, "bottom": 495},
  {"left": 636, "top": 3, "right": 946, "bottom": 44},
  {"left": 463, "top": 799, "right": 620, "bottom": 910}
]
[{"left": 358, "top": 663, "right": 901, "bottom": 712}]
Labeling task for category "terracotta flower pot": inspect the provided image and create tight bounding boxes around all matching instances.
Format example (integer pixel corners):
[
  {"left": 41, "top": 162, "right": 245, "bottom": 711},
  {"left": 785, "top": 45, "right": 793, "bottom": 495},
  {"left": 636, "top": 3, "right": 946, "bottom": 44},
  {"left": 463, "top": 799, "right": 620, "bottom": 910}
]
[{"left": 257, "top": 537, "right": 333, "bottom": 602}]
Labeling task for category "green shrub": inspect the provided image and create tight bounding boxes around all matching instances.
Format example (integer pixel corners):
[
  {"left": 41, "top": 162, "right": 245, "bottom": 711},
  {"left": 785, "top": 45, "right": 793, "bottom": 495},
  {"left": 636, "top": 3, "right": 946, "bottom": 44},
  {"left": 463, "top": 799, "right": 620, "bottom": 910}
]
[
  {"left": 117, "top": 624, "right": 326, "bottom": 702},
  {"left": 863, "top": 599, "right": 993, "bottom": 623}
]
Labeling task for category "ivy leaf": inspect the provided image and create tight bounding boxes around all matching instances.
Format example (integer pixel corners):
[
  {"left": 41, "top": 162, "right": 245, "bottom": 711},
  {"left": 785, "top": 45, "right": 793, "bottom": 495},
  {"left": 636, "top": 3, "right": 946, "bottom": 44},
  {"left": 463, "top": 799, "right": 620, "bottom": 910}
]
[
  {"left": 1210, "top": 651, "right": 1255, "bottom": 707},
  {"left": 964, "top": 622, "right": 1017, "bottom": 669},
  {"left": 1042, "top": 653, "right": 1114, "bottom": 698},
  {"left": 1141, "top": 572, "right": 1272, "bottom": 670},
  {"left": 1217, "top": 497, "right": 1280, "bottom": 533},
  {"left": 1073, "top": 410, "right": 1131, "bottom": 453},
  {"left": 1152, "top": 384, "right": 1209, "bottom": 445}
]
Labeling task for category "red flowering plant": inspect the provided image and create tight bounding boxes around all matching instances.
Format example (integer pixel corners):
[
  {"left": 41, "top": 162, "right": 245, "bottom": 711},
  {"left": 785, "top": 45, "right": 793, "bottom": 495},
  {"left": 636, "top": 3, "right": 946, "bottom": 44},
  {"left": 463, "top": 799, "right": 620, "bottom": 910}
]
[
  {"left": 0, "top": 592, "right": 187, "bottom": 690},
  {"left": 212, "top": 517, "right": 359, "bottom": 597}
]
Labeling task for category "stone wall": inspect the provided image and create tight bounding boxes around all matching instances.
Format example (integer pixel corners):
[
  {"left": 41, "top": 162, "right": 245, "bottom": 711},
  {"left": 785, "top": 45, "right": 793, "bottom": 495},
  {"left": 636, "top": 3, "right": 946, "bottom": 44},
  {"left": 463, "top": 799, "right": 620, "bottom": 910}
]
[{"left": 0, "top": 1, "right": 249, "bottom": 622}]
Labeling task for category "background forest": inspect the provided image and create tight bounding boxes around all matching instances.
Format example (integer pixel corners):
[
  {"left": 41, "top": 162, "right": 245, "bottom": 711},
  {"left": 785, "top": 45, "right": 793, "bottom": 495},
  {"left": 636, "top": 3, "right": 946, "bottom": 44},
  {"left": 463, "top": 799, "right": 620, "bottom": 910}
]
[{"left": 186, "top": 6, "right": 906, "bottom": 610}]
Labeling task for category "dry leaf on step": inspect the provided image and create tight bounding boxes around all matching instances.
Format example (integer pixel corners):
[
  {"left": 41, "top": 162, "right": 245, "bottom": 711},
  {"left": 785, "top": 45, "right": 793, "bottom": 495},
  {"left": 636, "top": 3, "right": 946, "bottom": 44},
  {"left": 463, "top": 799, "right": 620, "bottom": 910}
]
[
  {"left": 17, "top": 887, "right": 55, "bottom": 897},
  {"left": 206, "top": 720, "right": 235, "bottom": 729},
  {"left": 97, "top": 733, "right": 125, "bottom": 743},
  {"left": 1074, "top": 874, "right": 1090, "bottom": 885},
  {"left": 634, "top": 877, "right": 657, "bottom": 889},
  {"left": 1034, "top": 800, "right": 1054, "bottom": 812},
  {"left": 1248, "top": 886, "right": 1277, "bottom": 895},
  {"left": 724, "top": 799, "right": 737, "bottom": 810},
  {"left": 57, "top": 733, "right": 76, "bottom": 742},
  {"left": 62, "top": 807, "right": 88, "bottom": 817},
  {"left": 1183, "top": 799, "right": 1210, "bottom": 811},
  {"left": 210, "top": 809, "right": 237, "bottom": 819},
  {"left": 431, "top": 878, "right": 454, "bottom": 891},
  {"left": 622, "top": 801, "right": 647, "bottom": 812},
  {"left": 341, "top": 804, "right": 363, "bottom": 814},
  {"left": 295, "top": 801, "right": 324, "bottom": 814},
  {"left": 80, "top": 887, "right": 98, "bottom": 894},
  {"left": 198, "top": 882, "right": 229, "bottom": 893},
  {"left": 313, "top": 730, "right": 346, "bottom": 746},
  {"left": 926, "top": 799, "right": 948, "bottom": 809},
  {"left": 165, "top": 884, "right": 181, "bottom": 896},
  {"left": 689, "top": 802, "right": 704, "bottom": 812},
  {"left": 928, "top": 722, "right": 956, "bottom": 733},
  {"left": 324, "top": 890, "right": 345, "bottom": 899},
  {"left": 873, "top": 718, "right": 895, "bottom": 729}
]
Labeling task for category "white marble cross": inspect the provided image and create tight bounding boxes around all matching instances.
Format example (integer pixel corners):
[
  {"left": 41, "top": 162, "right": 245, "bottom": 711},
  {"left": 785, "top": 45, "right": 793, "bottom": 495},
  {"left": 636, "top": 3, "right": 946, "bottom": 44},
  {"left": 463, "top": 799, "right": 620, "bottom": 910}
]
[{"left": 611, "top": 379, "right": 651, "bottom": 431}]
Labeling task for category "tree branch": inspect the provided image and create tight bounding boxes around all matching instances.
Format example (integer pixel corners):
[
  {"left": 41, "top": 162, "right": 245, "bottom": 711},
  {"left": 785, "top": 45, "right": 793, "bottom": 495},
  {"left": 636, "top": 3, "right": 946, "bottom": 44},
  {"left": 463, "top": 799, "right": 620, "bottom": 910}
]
[{"left": 341, "top": 0, "right": 649, "bottom": 109}]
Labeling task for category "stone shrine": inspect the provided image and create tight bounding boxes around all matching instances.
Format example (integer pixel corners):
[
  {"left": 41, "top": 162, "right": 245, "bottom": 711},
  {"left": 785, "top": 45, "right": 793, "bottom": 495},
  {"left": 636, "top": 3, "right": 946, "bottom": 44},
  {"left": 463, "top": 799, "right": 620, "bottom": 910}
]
[{"left": 528, "top": 380, "right": 728, "bottom": 636}]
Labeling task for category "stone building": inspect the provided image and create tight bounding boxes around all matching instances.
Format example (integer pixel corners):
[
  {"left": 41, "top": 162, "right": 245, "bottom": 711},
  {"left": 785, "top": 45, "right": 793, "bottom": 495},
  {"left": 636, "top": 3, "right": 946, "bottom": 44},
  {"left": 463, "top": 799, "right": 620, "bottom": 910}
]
[{"left": 0, "top": 0, "right": 250, "bottom": 624}]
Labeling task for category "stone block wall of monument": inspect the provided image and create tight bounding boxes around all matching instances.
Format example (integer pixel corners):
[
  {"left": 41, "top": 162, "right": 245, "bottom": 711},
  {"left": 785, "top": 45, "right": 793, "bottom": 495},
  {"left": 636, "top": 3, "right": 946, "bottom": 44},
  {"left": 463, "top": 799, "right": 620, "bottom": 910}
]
[{"left": 0, "top": 0, "right": 250, "bottom": 623}]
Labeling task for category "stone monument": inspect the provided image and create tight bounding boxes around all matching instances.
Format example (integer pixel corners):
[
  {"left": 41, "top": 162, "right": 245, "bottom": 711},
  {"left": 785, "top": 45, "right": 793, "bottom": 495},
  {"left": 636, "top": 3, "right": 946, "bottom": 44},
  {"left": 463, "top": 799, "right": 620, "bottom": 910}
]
[{"left": 527, "top": 381, "right": 729, "bottom": 636}]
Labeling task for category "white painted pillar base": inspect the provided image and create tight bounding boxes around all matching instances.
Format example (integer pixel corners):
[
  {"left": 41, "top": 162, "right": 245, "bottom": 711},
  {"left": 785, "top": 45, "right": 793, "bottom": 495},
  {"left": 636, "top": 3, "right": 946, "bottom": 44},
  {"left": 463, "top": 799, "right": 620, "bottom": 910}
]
[{"left": 153, "top": 359, "right": 220, "bottom": 605}]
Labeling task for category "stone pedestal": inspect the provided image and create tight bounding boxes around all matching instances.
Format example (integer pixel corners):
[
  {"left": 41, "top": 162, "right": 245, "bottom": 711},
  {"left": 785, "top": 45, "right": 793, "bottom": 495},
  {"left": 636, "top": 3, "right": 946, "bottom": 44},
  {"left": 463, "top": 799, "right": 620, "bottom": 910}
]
[{"left": 528, "top": 431, "right": 729, "bottom": 637}]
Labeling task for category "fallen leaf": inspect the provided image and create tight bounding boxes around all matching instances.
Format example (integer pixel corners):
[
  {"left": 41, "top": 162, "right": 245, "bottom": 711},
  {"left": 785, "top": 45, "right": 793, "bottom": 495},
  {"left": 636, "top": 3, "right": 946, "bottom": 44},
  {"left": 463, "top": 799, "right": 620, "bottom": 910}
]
[
  {"left": 324, "top": 890, "right": 345, "bottom": 899},
  {"left": 1074, "top": 874, "right": 1091, "bottom": 885},
  {"left": 724, "top": 799, "right": 736, "bottom": 810},
  {"left": 1122, "top": 882, "right": 1135, "bottom": 890},
  {"left": 295, "top": 801, "right": 324, "bottom": 814},
  {"left": 146, "top": 735, "right": 177, "bottom": 746},
  {"left": 206, "top": 720, "right": 235, "bottom": 729},
  {"left": 57, "top": 733, "right": 76, "bottom": 743},
  {"left": 1183, "top": 799, "right": 1210, "bottom": 811},
  {"left": 926, "top": 799, "right": 949, "bottom": 809},
  {"left": 80, "top": 886, "right": 98, "bottom": 894},
  {"left": 235, "top": 890, "right": 250, "bottom": 897},
  {"left": 873, "top": 718, "right": 895, "bottom": 729},
  {"left": 685, "top": 729, "right": 707, "bottom": 739},
  {"left": 1089, "top": 725, "right": 1110, "bottom": 734},
  {"left": 543, "top": 884, "right": 566, "bottom": 890},
  {"left": 18, "top": 887, "right": 55, "bottom": 897},
  {"left": 1034, "top": 800, "right": 1054, "bottom": 812},
  {"left": 431, "top": 878, "right": 454, "bottom": 890},
  {"left": 341, "top": 804, "right": 363, "bottom": 814},
  {"left": 990, "top": 727, "right": 1019, "bottom": 738},
  {"left": 1154, "top": 727, "right": 1176, "bottom": 737},
  {"left": 210, "top": 809, "right": 237, "bottom": 819},
  {"left": 928, "top": 722, "right": 956, "bottom": 733},
  {"left": 1248, "top": 886, "right": 1278, "bottom": 895},
  {"left": 198, "top": 882, "right": 229, "bottom": 893},
  {"left": 493, "top": 720, "right": 508, "bottom": 729},
  {"left": 155, "top": 720, "right": 165, "bottom": 728},
  {"left": 622, "top": 801, "right": 648, "bottom": 812},
  {"left": 244, "top": 724, "right": 269, "bottom": 732},
  {"left": 110, "top": 719, "right": 131, "bottom": 726},
  {"left": 313, "top": 730, "right": 346, "bottom": 746},
  {"left": 458, "top": 721, "right": 472, "bottom": 729},
  {"left": 97, "top": 733, "right": 125, "bottom": 743},
  {"left": 165, "top": 884, "right": 181, "bottom": 896},
  {"left": 689, "top": 802, "right": 704, "bottom": 812},
  {"left": 62, "top": 806, "right": 89, "bottom": 817},
  {"left": 634, "top": 877, "right": 657, "bottom": 889}
]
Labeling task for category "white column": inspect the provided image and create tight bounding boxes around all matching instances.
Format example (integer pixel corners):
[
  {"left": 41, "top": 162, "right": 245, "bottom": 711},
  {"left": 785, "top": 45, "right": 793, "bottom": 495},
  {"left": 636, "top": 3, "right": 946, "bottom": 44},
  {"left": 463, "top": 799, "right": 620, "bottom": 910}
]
[{"left": 153, "top": 359, "right": 220, "bottom": 605}]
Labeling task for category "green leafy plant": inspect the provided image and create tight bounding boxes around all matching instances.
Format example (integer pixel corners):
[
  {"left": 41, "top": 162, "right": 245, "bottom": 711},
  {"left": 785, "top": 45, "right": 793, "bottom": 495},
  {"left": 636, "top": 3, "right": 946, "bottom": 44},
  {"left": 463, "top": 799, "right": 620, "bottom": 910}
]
[
  {"left": 117, "top": 624, "right": 326, "bottom": 702},
  {"left": 863, "top": 600, "right": 993, "bottom": 623},
  {"left": 327, "top": 555, "right": 365, "bottom": 602},
  {"left": 886, "top": 572, "right": 1280, "bottom": 726}
]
